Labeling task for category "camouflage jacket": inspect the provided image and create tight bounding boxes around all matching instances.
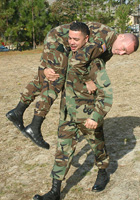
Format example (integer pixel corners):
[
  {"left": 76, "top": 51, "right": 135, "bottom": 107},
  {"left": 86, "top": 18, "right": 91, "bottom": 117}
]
[
  {"left": 68, "top": 22, "right": 117, "bottom": 82},
  {"left": 40, "top": 22, "right": 117, "bottom": 72},
  {"left": 41, "top": 22, "right": 116, "bottom": 123},
  {"left": 65, "top": 57, "right": 113, "bottom": 124}
]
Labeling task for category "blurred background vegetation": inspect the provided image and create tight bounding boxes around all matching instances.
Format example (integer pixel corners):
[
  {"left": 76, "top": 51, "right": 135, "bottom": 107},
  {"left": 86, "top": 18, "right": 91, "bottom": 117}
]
[{"left": 0, "top": 0, "right": 140, "bottom": 50}]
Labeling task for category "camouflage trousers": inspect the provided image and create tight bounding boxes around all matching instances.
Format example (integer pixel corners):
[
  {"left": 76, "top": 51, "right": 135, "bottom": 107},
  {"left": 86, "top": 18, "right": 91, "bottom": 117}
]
[
  {"left": 50, "top": 58, "right": 111, "bottom": 181},
  {"left": 20, "top": 39, "right": 68, "bottom": 117},
  {"left": 51, "top": 118, "right": 109, "bottom": 181},
  {"left": 20, "top": 67, "right": 65, "bottom": 117}
]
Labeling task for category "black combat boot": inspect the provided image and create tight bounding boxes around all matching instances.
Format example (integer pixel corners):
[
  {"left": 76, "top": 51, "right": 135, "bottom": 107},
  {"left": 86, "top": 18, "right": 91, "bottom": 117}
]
[
  {"left": 6, "top": 101, "right": 29, "bottom": 137},
  {"left": 92, "top": 169, "right": 109, "bottom": 192},
  {"left": 33, "top": 178, "right": 61, "bottom": 200},
  {"left": 24, "top": 115, "right": 50, "bottom": 149}
]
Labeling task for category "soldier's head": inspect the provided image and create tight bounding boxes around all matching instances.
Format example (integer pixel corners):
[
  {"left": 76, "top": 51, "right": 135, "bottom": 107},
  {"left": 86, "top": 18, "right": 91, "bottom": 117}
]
[
  {"left": 112, "top": 33, "right": 139, "bottom": 55},
  {"left": 68, "top": 21, "right": 90, "bottom": 52}
]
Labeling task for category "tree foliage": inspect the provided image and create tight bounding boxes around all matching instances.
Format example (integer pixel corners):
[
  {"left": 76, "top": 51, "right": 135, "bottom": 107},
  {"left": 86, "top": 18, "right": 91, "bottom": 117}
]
[
  {"left": 0, "top": 0, "right": 51, "bottom": 48},
  {"left": 115, "top": 4, "right": 133, "bottom": 32},
  {"left": 17, "top": 0, "right": 50, "bottom": 48},
  {"left": 0, "top": 0, "right": 139, "bottom": 48},
  {"left": 50, "top": 0, "right": 119, "bottom": 26},
  {"left": 49, "top": 0, "right": 78, "bottom": 25}
]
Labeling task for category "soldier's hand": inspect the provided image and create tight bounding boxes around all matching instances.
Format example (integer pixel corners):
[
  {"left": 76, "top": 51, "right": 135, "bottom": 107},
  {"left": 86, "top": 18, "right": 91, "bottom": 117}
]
[
  {"left": 44, "top": 68, "right": 60, "bottom": 81},
  {"left": 84, "top": 118, "right": 98, "bottom": 129},
  {"left": 85, "top": 80, "right": 97, "bottom": 94}
]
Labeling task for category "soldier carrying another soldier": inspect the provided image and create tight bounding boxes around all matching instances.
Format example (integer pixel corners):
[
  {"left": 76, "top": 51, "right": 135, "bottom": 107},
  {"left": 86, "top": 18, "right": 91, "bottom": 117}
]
[
  {"left": 31, "top": 22, "right": 138, "bottom": 200},
  {"left": 6, "top": 21, "right": 139, "bottom": 152}
]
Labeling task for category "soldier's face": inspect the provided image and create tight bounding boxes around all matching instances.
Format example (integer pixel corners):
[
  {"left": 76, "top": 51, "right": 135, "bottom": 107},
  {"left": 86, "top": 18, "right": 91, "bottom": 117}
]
[
  {"left": 68, "top": 30, "right": 89, "bottom": 52},
  {"left": 112, "top": 34, "right": 135, "bottom": 55}
]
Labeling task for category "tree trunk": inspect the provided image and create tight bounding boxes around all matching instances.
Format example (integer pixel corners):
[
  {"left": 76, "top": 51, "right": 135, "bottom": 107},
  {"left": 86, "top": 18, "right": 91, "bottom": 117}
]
[{"left": 32, "top": 0, "right": 36, "bottom": 49}]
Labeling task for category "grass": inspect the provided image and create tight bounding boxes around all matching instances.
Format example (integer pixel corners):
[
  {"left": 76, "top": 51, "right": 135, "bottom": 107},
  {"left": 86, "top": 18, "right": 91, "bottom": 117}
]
[{"left": 1, "top": 48, "right": 140, "bottom": 200}]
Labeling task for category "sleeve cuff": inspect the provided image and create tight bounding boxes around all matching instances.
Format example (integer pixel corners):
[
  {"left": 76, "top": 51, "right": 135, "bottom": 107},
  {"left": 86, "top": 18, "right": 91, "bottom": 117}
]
[{"left": 90, "top": 111, "right": 104, "bottom": 123}]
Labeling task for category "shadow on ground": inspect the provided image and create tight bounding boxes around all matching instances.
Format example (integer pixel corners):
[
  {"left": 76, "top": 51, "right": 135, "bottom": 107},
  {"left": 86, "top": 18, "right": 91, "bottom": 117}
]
[{"left": 61, "top": 116, "right": 140, "bottom": 199}]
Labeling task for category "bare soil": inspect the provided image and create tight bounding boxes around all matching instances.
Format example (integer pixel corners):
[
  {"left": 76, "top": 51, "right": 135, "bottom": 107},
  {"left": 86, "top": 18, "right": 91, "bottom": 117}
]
[{"left": 0, "top": 47, "right": 140, "bottom": 200}]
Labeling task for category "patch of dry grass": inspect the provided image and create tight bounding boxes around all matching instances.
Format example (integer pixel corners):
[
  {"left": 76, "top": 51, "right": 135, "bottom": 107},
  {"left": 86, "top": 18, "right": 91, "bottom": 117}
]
[{"left": 0, "top": 46, "right": 140, "bottom": 200}]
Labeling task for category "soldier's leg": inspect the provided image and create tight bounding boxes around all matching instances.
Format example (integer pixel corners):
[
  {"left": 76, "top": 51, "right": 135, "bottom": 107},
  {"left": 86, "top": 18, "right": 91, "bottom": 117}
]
[
  {"left": 6, "top": 67, "right": 45, "bottom": 135},
  {"left": 34, "top": 48, "right": 68, "bottom": 117},
  {"left": 78, "top": 123, "right": 109, "bottom": 192},
  {"left": 22, "top": 76, "right": 64, "bottom": 150},
  {"left": 51, "top": 120, "right": 79, "bottom": 180},
  {"left": 24, "top": 50, "right": 68, "bottom": 149},
  {"left": 20, "top": 67, "right": 45, "bottom": 105},
  {"left": 34, "top": 71, "right": 66, "bottom": 117},
  {"left": 33, "top": 119, "right": 79, "bottom": 200},
  {"left": 80, "top": 124, "right": 109, "bottom": 169}
]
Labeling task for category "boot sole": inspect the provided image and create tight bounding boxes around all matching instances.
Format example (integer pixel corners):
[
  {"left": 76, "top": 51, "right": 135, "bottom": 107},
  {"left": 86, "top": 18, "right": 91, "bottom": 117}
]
[{"left": 33, "top": 194, "right": 60, "bottom": 200}]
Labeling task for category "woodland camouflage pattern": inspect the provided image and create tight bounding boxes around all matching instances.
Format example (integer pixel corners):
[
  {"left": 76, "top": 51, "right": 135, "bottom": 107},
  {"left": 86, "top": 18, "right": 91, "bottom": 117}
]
[
  {"left": 50, "top": 22, "right": 116, "bottom": 180},
  {"left": 20, "top": 22, "right": 116, "bottom": 118},
  {"left": 51, "top": 58, "right": 112, "bottom": 180},
  {"left": 20, "top": 22, "right": 116, "bottom": 180}
]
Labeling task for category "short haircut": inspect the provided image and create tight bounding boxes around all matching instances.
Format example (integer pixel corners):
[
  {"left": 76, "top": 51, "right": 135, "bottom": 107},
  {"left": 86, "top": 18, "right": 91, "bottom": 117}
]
[
  {"left": 125, "top": 33, "right": 139, "bottom": 51},
  {"left": 70, "top": 21, "right": 90, "bottom": 36},
  {"left": 133, "top": 35, "right": 139, "bottom": 51}
]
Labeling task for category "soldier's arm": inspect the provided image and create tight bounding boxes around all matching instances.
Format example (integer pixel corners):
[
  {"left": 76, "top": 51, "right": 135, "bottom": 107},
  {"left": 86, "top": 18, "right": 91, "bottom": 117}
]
[{"left": 87, "top": 58, "right": 113, "bottom": 125}]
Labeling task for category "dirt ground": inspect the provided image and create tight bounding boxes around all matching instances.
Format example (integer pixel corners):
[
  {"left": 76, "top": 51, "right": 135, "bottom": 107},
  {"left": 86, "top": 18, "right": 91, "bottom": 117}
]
[{"left": 0, "top": 47, "right": 140, "bottom": 200}]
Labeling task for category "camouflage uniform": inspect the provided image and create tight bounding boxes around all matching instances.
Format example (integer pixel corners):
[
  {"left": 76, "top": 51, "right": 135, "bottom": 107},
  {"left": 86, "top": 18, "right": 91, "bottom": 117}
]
[
  {"left": 20, "top": 22, "right": 116, "bottom": 118},
  {"left": 50, "top": 23, "right": 117, "bottom": 181},
  {"left": 20, "top": 24, "right": 70, "bottom": 117}
]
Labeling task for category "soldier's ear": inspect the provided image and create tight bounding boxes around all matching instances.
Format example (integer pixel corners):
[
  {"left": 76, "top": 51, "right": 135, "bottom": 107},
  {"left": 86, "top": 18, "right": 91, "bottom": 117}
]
[{"left": 85, "top": 35, "right": 89, "bottom": 43}]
